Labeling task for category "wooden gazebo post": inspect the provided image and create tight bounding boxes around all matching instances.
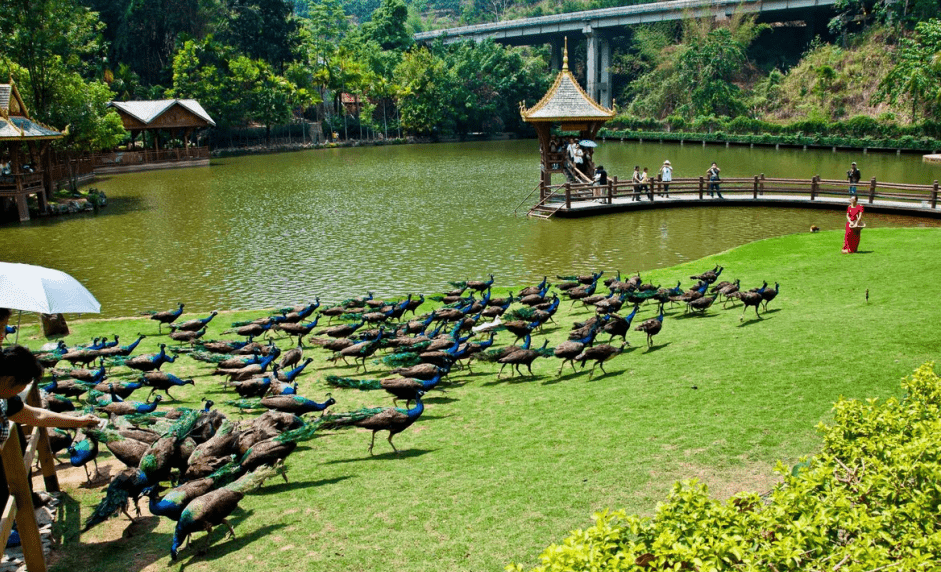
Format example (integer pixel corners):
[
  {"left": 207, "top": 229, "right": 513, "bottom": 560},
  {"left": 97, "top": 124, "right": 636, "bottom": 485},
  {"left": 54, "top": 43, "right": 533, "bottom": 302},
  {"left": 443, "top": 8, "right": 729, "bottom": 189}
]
[{"left": 520, "top": 38, "right": 615, "bottom": 203}]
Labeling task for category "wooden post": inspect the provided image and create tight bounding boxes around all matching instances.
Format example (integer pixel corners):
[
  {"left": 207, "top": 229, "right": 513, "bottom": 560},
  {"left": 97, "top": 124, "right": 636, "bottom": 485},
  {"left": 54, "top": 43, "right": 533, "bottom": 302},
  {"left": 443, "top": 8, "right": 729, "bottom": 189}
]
[
  {"left": 753, "top": 175, "right": 759, "bottom": 199},
  {"left": 0, "top": 424, "right": 46, "bottom": 572},
  {"left": 565, "top": 183, "right": 571, "bottom": 210},
  {"left": 932, "top": 180, "right": 938, "bottom": 209},
  {"left": 810, "top": 175, "right": 818, "bottom": 201},
  {"left": 759, "top": 173, "right": 765, "bottom": 196},
  {"left": 699, "top": 176, "right": 704, "bottom": 200},
  {"left": 868, "top": 177, "right": 877, "bottom": 204},
  {"left": 607, "top": 178, "right": 613, "bottom": 204},
  {"left": 25, "top": 384, "right": 59, "bottom": 493}
]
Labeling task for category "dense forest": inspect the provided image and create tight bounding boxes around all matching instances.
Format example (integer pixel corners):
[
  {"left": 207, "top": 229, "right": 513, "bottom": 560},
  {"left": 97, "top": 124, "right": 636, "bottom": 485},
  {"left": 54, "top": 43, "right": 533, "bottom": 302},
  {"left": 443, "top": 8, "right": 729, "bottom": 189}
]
[{"left": 0, "top": 0, "right": 939, "bottom": 153}]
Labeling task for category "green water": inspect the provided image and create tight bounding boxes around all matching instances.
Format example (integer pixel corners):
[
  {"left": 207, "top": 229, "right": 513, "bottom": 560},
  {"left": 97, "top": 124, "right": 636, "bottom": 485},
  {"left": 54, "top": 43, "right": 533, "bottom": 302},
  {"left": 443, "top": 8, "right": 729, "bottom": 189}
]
[{"left": 3, "top": 140, "right": 939, "bottom": 317}]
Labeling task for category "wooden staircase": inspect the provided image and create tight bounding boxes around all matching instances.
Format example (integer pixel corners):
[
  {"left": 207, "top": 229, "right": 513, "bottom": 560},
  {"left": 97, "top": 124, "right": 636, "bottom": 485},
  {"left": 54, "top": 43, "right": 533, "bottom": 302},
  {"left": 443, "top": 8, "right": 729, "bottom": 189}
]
[{"left": 527, "top": 191, "right": 563, "bottom": 219}]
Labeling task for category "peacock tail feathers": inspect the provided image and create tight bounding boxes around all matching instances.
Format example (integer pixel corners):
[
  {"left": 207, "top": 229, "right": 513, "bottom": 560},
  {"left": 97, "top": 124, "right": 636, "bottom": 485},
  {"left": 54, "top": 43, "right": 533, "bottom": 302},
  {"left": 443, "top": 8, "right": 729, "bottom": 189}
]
[
  {"left": 428, "top": 295, "right": 446, "bottom": 302},
  {"left": 339, "top": 312, "right": 366, "bottom": 322},
  {"left": 187, "top": 351, "right": 230, "bottom": 364},
  {"left": 448, "top": 280, "right": 467, "bottom": 289},
  {"left": 320, "top": 407, "right": 389, "bottom": 428},
  {"left": 324, "top": 375, "right": 383, "bottom": 391},
  {"left": 225, "top": 464, "right": 285, "bottom": 494},
  {"left": 161, "top": 409, "right": 201, "bottom": 442},
  {"left": 474, "top": 348, "right": 507, "bottom": 362},
  {"left": 506, "top": 307, "right": 537, "bottom": 321},
  {"left": 85, "top": 427, "right": 126, "bottom": 443},
  {"left": 535, "top": 346, "right": 555, "bottom": 358},
  {"left": 125, "top": 411, "right": 168, "bottom": 426},
  {"left": 273, "top": 419, "right": 319, "bottom": 443},
  {"left": 380, "top": 352, "right": 421, "bottom": 368},
  {"left": 82, "top": 468, "right": 147, "bottom": 531},
  {"left": 229, "top": 319, "right": 257, "bottom": 327},
  {"left": 227, "top": 398, "right": 263, "bottom": 410}
]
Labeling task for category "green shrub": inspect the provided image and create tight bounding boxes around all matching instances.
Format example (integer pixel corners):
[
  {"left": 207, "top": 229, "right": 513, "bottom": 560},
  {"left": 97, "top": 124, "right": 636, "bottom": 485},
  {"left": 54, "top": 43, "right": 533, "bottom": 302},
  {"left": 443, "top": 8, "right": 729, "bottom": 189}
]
[{"left": 508, "top": 363, "right": 941, "bottom": 572}]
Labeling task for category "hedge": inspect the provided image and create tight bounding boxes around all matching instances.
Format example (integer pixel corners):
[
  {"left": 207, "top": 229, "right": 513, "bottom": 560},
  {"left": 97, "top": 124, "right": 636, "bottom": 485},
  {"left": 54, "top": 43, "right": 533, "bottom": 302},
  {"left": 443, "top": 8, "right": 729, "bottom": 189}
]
[
  {"left": 508, "top": 362, "right": 941, "bottom": 572},
  {"left": 603, "top": 115, "right": 941, "bottom": 151}
]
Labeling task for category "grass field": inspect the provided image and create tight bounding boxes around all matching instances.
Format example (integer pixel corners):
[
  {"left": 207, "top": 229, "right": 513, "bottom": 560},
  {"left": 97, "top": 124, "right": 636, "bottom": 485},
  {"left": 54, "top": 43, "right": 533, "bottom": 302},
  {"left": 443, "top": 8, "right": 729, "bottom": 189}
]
[{"left": 11, "top": 227, "right": 940, "bottom": 572}]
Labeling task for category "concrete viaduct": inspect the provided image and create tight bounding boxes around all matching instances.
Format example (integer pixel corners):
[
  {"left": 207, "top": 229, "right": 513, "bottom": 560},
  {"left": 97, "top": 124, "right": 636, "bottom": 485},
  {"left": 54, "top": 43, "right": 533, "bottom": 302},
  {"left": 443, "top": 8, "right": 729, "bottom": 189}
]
[{"left": 414, "top": 0, "right": 840, "bottom": 108}]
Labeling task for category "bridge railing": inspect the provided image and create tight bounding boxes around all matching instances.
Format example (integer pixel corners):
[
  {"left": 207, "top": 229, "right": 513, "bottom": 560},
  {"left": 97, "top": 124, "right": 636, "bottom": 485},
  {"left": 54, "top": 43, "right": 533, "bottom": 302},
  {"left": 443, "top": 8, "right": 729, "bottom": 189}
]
[{"left": 542, "top": 175, "right": 941, "bottom": 210}]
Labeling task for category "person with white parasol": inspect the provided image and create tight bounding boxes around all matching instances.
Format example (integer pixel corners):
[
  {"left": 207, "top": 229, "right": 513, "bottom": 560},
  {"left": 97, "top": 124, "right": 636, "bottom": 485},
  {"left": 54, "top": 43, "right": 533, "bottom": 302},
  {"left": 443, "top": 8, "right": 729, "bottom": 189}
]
[{"left": 0, "top": 263, "right": 102, "bottom": 444}]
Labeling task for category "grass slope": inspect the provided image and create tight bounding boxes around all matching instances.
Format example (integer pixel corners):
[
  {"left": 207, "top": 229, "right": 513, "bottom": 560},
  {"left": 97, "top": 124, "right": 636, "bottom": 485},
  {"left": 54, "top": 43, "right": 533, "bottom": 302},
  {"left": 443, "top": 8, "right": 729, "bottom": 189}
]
[{"left": 15, "top": 227, "right": 939, "bottom": 572}]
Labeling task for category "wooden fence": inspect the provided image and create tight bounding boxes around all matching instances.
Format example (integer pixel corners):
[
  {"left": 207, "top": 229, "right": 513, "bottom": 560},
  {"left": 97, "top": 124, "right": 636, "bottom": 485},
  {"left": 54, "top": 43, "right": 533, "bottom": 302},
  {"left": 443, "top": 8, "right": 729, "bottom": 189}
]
[
  {"left": 540, "top": 174, "right": 941, "bottom": 211},
  {"left": 0, "top": 382, "right": 61, "bottom": 572}
]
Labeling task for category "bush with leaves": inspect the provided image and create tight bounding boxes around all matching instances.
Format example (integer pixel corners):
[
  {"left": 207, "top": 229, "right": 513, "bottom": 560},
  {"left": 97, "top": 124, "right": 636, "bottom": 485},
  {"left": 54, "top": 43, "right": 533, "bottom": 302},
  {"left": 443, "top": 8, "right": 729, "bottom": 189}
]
[{"left": 508, "top": 363, "right": 941, "bottom": 572}]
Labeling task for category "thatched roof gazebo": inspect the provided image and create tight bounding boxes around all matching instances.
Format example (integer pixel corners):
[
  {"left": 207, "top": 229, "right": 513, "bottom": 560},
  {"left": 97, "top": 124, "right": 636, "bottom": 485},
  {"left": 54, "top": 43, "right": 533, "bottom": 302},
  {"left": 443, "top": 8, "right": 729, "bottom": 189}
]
[
  {"left": 521, "top": 39, "right": 615, "bottom": 195},
  {"left": 103, "top": 99, "right": 215, "bottom": 171},
  {"left": 0, "top": 82, "right": 64, "bottom": 221}
]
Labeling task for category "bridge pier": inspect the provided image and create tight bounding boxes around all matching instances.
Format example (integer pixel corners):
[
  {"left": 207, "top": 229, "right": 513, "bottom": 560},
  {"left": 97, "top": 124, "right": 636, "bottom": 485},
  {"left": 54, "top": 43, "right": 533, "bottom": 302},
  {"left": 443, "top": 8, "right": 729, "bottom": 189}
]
[
  {"left": 550, "top": 38, "right": 563, "bottom": 71},
  {"left": 583, "top": 27, "right": 613, "bottom": 108}
]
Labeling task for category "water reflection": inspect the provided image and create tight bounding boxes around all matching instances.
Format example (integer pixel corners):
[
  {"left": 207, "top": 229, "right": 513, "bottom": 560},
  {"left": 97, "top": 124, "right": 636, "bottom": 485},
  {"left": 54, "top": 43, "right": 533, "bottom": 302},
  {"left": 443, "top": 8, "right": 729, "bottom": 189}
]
[{"left": 1, "top": 140, "right": 938, "bottom": 317}]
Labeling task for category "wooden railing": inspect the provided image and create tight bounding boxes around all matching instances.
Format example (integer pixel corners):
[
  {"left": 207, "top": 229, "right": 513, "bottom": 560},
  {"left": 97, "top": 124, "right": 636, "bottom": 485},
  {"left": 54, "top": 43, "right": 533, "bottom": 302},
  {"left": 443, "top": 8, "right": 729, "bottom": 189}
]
[
  {"left": 91, "top": 146, "right": 210, "bottom": 168},
  {"left": 541, "top": 174, "right": 941, "bottom": 211},
  {"left": 0, "top": 382, "right": 60, "bottom": 572},
  {"left": 0, "top": 173, "right": 45, "bottom": 197}
]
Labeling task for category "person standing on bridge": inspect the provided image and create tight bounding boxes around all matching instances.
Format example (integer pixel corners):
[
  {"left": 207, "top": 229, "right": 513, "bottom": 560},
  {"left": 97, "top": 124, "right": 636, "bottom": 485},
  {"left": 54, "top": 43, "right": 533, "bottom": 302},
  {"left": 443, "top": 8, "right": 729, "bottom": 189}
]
[
  {"left": 632, "top": 166, "right": 643, "bottom": 201},
  {"left": 842, "top": 195, "right": 865, "bottom": 254},
  {"left": 707, "top": 162, "right": 723, "bottom": 199},
  {"left": 658, "top": 160, "right": 672, "bottom": 197},
  {"left": 847, "top": 162, "right": 861, "bottom": 195}
]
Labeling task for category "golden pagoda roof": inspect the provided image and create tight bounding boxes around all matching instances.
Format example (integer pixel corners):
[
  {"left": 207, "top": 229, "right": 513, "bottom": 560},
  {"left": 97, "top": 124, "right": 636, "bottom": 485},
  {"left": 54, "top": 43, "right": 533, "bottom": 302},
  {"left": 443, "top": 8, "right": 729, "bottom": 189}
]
[
  {"left": 0, "top": 83, "right": 64, "bottom": 141},
  {"left": 520, "top": 41, "right": 614, "bottom": 123}
]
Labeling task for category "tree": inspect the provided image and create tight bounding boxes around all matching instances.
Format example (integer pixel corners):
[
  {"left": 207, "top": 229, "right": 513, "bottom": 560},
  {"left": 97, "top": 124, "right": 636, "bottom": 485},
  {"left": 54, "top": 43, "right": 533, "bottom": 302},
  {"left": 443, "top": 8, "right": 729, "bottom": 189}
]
[
  {"left": 82, "top": 0, "right": 222, "bottom": 87},
  {"left": 394, "top": 47, "right": 448, "bottom": 134},
  {"left": 0, "top": 0, "right": 105, "bottom": 119},
  {"left": 361, "top": 0, "right": 412, "bottom": 52},
  {"left": 679, "top": 28, "right": 748, "bottom": 117},
  {"left": 219, "top": 0, "right": 301, "bottom": 72},
  {"left": 873, "top": 19, "right": 941, "bottom": 121}
]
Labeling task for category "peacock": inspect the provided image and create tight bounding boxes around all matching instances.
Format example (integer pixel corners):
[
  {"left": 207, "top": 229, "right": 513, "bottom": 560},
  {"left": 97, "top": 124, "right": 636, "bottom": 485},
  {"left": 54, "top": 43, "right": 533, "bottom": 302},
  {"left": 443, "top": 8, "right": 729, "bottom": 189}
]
[
  {"left": 730, "top": 284, "right": 766, "bottom": 321},
  {"left": 96, "top": 394, "right": 163, "bottom": 416},
  {"left": 634, "top": 309, "right": 665, "bottom": 347},
  {"left": 554, "top": 322, "right": 602, "bottom": 374},
  {"left": 575, "top": 343, "right": 627, "bottom": 379},
  {"left": 604, "top": 304, "right": 640, "bottom": 343},
  {"left": 142, "top": 372, "right": 195, "bottom": 400},
  {"left": 327, "top": 373, "right": 443, "bottom": 407},
  {"left": 169, "top": 311, "right": 219, "bottom": 333},
  {"left": 241, "top": 394, "right": 336, "bottom": 416},
  {"left": 276, "top": 317, "right": 319, "bottom": 345},
  {"left": 98, "top": 335, "right": 146, "bottom": 359},
  {"left": 68, "top": 432, "right": 101, "bottom": 482},
  {"left": 120, "top": 343, "right": 176, "bottom": 372},
  {"left": 690, "top": 265, "right": 723, "bottom": 283},
  {"left": 169, "top": 327, "right": 206, "bottom": 345},
  {"left": 761, "top": 282, "right": 779, "bottom": 311},
  {"left": 324, "top": 393, "right": 425, "bottom": 455},
  {"left": 149, "top": 303, "right": 184, "bottom": 333},
  {"left": 497, "top": 340, "right": 552, "bottom": 378},
  {"left": 687, "top": 295, "right": 716, "bottom": 314},
  {"left": 518, "top": 276, "right": 549, "bottom": 297}
]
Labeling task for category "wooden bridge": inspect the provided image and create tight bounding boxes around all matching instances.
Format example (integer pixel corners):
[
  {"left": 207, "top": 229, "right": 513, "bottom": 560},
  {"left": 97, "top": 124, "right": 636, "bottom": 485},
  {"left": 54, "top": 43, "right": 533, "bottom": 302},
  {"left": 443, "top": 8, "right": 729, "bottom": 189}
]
[{"left": 522, "top": 175, "right": 941, "bottom": 219}]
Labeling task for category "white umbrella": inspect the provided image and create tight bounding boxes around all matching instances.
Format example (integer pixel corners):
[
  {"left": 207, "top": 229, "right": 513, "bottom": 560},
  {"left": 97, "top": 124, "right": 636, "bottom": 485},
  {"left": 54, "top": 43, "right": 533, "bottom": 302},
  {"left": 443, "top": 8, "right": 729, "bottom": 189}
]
[
  {"left": 0, "top": 262, "right": 100, "bottom": 344},
  {"left": 0, "top": 262, "right": 101, "bottom": 314}
]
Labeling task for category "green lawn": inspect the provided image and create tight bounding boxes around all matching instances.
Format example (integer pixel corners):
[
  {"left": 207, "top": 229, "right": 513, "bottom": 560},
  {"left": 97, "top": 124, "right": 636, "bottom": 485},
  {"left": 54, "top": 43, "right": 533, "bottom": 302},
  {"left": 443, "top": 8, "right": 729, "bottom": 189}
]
[{"left": 13, "top": 227, "right": 939, "bottom": 572}]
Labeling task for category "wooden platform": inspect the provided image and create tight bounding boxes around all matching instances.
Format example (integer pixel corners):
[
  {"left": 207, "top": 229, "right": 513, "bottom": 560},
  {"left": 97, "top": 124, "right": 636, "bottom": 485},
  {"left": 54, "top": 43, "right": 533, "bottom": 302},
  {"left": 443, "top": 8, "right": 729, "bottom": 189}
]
[
  {"left": 924, "top": 154, "right": 941, "bottom": 164},
  {"left": 527, "top": 175, "right": 941, "bottom": 219},
  {"left": 551, "top": 193, "right": 941, "bottom": 219}
]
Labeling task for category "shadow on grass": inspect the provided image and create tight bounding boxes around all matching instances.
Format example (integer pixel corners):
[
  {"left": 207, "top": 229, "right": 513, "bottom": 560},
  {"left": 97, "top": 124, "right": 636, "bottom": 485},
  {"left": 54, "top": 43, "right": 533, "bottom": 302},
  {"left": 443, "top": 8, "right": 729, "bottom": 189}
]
[
  {"left": 423, "top": 395, "right": 459, "bottom": 405},
  {"left": 672, "top": 311, "right": 720, "bottom": 320},
  {"left": 642, "top": 342, "right": 672, "bottom": 353},
  {"left": 737, "top": 316, "right": 768, "bottom": 327},
  {"left": 542, "top": 369, "right": 586, "bottom": 384},
  {"left": 323, "top": 448, "right": 435, "bottom": 464},
  {"left": 257, "top": 474, "right": 353, "bottom": 495},
  {"left": 177, "top": 517, "right": 287, "bottom": 567}
]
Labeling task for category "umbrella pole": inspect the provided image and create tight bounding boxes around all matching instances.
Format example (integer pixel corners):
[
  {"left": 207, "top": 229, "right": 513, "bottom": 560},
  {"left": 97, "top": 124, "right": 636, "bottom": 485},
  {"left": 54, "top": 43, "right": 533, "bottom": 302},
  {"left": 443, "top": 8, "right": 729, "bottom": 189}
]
[{"left": 14, "top": 310, "right": 22, "bottom": 345}]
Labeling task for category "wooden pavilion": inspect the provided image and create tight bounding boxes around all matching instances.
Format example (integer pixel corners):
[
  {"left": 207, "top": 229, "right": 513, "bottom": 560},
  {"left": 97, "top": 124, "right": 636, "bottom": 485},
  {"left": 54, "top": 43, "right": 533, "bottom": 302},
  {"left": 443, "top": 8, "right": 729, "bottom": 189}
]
[
  {"left": 0, "top": 82, "right": 64, "bottom": 222},
  {"left": 103, "top": 99, "right": 215, "bottom": 172},
  {"left": 521, "top": 39, "right": 615, "bottom": 197}
]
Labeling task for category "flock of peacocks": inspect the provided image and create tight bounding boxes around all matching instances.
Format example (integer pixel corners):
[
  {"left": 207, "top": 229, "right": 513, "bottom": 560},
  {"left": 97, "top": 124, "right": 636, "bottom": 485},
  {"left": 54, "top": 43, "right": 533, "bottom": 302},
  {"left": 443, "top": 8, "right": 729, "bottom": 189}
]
[{"left": 31, "top": 266, "right": 779, "bottom": 561}]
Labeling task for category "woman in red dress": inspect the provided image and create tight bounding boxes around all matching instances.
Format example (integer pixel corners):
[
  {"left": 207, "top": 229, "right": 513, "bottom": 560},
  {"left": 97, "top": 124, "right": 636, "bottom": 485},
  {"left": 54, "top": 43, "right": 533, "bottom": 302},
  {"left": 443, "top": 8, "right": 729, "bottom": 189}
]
[{"left": 842, "top": 195, "right": 864, "bottom": 253}]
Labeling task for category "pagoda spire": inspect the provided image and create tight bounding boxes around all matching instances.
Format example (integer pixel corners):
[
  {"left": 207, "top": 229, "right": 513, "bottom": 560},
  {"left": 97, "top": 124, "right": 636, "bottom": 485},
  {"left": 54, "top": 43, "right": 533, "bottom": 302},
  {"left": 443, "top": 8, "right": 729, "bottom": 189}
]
[{"left": 562, "top": 37, "right": 569, "bottom": 71}]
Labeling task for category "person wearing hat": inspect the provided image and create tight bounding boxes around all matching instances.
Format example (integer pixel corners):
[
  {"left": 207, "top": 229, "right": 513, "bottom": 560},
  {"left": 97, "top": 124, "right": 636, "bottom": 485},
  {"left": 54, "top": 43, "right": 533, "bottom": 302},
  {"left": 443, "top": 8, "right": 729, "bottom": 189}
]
[
  {"left": 847, "top": 162, "right": 861, "bottom": 195},
  {"left": 658, "top": 160, "right": 672, "bottom": 197}
]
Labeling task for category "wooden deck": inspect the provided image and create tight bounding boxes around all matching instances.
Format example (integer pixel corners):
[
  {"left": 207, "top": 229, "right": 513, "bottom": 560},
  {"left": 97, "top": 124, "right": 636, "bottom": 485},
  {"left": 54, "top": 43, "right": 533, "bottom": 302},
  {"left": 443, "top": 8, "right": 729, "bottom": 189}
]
[{"left": 527, "top": 175, "right": 941, "bottom": 219}]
